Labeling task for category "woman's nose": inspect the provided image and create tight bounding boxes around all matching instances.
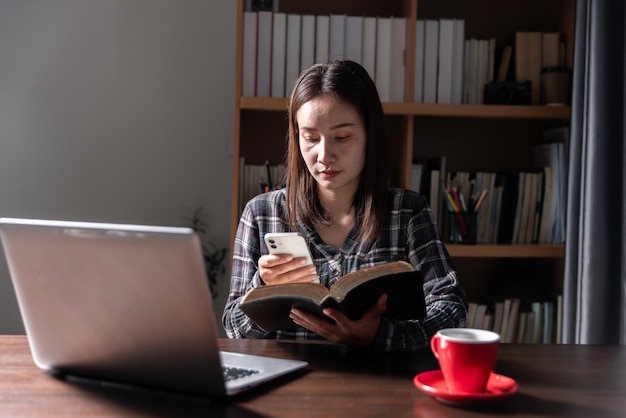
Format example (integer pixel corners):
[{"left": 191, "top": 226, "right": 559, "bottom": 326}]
[{"left": 317, "top": 138, "right": 335, "bottom": 164}]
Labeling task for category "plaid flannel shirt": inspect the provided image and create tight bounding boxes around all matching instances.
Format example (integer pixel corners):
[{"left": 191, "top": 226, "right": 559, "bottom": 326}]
[{"left": 222, "top": 188, "right": 468, "bottom": 351}]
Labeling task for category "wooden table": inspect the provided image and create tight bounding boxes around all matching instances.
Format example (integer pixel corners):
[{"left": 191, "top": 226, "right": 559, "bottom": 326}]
[{"left": 1, "top": 335, "right": 625, "bottom": 417}]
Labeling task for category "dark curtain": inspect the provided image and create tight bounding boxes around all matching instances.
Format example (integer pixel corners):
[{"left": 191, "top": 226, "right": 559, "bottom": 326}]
[{"left": 563, "top": 0, "right": 626, "bottom": 344}]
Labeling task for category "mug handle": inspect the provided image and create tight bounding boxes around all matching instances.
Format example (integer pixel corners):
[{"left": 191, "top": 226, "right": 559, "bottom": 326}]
[{"left": 430, "top": 334, "right": 441, "bottom": 359}]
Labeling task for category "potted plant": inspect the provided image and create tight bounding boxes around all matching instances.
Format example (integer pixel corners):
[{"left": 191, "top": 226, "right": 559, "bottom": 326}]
[{"left": 184, "top": 207, "right": 228, "bottom": 299}]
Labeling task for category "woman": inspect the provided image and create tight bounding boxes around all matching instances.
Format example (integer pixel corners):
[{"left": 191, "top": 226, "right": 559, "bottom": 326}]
[{"left": 223, "top": 60, "right": 467, "bottom": 351}]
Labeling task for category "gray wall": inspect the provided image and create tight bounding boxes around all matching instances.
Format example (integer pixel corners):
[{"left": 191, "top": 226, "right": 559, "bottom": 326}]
[{"left": 0, "top": 0, "right": 236, "bottom": 333}]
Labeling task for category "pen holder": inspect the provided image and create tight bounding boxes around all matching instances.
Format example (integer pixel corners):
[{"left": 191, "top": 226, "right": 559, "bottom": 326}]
[{"left": 445, "top": 211, "right": 477, "bottom": 244}]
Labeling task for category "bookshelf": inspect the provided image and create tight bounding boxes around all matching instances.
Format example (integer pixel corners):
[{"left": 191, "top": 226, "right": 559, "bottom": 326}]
[{"left": 231, "top": 0, "right": 575, "bottom": 341}]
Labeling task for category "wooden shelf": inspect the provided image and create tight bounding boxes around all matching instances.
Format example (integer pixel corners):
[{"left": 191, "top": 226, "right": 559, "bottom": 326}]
[
  {"left": 447, "top": 244, "right": 565, "bottom": 258},
  {"left": 240, "top": 96, "right": 570, "bottom": 120}
]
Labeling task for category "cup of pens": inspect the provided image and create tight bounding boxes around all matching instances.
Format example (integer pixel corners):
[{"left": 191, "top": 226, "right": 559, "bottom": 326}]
[
  {"left": 442, "top": 185, "right": 485, "bottom": 244},
  {"left": 446, "top": 210, "right": 477, "bottom": 244}
]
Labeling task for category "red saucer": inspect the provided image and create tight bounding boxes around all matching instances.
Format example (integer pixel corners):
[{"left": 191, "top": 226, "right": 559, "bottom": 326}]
[{"left": 414, "top": 370, "right": 518, "bottom": 405}]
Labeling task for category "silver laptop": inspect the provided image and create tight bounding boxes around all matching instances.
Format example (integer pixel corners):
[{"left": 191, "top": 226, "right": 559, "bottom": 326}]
[{"left": 0, "top": 217, "right": 307, "bottom": 397}]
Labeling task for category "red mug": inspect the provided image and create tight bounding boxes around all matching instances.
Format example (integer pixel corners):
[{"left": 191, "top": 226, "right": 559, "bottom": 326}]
[{"left": 430, "top": 328, "right": 500, "bottom": 393}]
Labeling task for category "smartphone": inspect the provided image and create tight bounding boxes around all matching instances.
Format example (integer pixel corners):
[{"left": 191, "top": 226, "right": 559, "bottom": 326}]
[{"left": 264, "top": 232, "right": 314, "bottom": 266}]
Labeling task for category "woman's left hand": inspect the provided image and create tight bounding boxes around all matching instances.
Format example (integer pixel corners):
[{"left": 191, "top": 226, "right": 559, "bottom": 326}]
[{"left": 289, "top": 294, "right": 388, "bottom": 348}]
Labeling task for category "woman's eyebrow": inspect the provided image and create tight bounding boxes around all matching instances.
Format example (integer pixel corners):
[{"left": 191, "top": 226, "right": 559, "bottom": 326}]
[{"left": 299, "top": 122, "right": 356, "bottom": 131}]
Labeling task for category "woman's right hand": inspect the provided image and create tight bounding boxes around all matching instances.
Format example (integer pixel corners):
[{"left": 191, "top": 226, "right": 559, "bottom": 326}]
[{"left": 258, "top": 254, "right": 319, "bottom": 285}]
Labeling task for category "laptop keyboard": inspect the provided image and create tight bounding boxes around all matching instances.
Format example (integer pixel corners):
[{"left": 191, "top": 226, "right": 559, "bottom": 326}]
[{"left": 223, "top": 366, "right": 260, "bottom": 382}]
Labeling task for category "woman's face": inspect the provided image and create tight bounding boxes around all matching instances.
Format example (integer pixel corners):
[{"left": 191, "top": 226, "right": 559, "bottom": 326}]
[{"left": 297, "top": 95, "right": 366, "bottom": 195}]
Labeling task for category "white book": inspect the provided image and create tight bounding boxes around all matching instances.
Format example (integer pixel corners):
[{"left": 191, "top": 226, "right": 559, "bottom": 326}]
[
  {"left": 532, "top": 302, "right": 543, "bottom": 343},
  {"left": 500, "top": 298, "right": 512, "bottom": 337},
  {"left": 271, "top": 13, "right": 287, "bottom": 98},
  {"left": 284, "top": 14, "right": 302, "bottom": 96},
  {"left": 492, "top": 301, "right": 504, "bottom": 334},
  {"left": 329, "top": 14, "right": 346, "bottom": 61},
  {"left": 521, "top": 172, "right": 534, "bottom": 243},
  {"left": 463, "top": 39, "right": 470, "bottom": 103},
  {"left": 477, "top": 39, "right": 490, "bottom": 104},
  {"left": 375, "top": 16, "right": 392, "bottom": 102},
  {"left": 411, "top": 164, "right": 424, "bottom": 193},
  {"left": 556, "top": 294, "right": 563, "bottom": 344},
  {"left": 345, "top": 15, "right": 363, "bottom": 64},
  {"left": 300, "top": 15, "right": 316, "bottom": 71},
  {"left": 451, "top": 19, "right": 465, "bottom": 104},
  {"left": 477, "top": 172, "right": 496, "bottom": 244},
  {"left": 542, "top": 301, "right": 554, "bottom": 344},
  {"left": 362, "top": 17, "right": 377, "bottom": 80},
  {"left": 482, "top": 313, "right": 494, "bottom": 332},
  {"left": 242, "top": 11, "right": 258, "bottom": 96},
  {"left": 538, "top": 166, "right": 554, "bottom": 244},
  {"left": 414, "top": 19, "right": 425, "bottom": 103},
  {"left": 437, "top": 19, "right": 454, "bottom": 104},
  {"left": 490, "top": 186, "right": 504, "bottom": 244},
  {"left": 504, "top": 298, "right": 520, "bottom": 343},
  {"left": 466, "top": 38, "right": 480, "bottom": 104},
  {"left": 523, "top": 311, "right": 535, "bottom": 343},
  {"left": 256, "top": 11, "right": 273, "bottom": 97},
  {"left": 532, "top": 171, "right": 544, "bottom": 243},
  {"left": 315, "top": 15, "right": 330, "bottom": 63},
  {"left": 512, "top": 172, "right": 526, "bottom": 244},
  {"left": 474, "top": 304, "right": 488, "bottom": 330},
  {"left": 517, "top": 312, "right": 527, "bottom": 343},
  {"left": 390, "top": 16, "right": 406, "bottom": 102},
  {"left": 468, "top": 302, "right": 478, "bottom": 328},
  {"left": 429, "top": 169, "right": 440, "bottom": 223},
  {"left": 423, "top": 19, "right": 439, "bottom": 103}
]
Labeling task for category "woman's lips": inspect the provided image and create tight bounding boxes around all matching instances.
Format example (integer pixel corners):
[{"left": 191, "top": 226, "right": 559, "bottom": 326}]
[{"left": 320, "top": 170, "right": 340, "bottom": 179}]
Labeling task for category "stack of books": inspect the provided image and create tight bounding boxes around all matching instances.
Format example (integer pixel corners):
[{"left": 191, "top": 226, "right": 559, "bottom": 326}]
[{"left": 468, "top": 295, "right": 563, "bottom": 344}]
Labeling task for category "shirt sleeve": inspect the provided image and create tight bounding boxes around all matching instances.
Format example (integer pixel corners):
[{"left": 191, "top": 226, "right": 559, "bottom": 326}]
[
  {"left": 221, "top": 201, "right": 273, "bottom": 339},
  {"left": 373, "top": 195, "right": 468, "bottom": 352}
]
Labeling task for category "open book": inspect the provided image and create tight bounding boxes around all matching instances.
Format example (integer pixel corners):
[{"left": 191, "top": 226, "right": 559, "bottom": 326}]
[{"left": 239, "top": 261, "right": 426, "bottom": 332}]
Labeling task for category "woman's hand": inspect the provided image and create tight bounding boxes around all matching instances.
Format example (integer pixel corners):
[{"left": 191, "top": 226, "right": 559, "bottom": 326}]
[
  {"left": 289, "top": 294, "right": 388, "bottom": 348},
  {"left": 258, "top": 254, "right": 319, "bottom": 285}
]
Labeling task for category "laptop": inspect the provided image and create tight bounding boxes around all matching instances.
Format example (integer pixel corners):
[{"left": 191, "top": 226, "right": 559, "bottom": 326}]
[{"left": 0, "top": 217, "right": 307, "bottom": 397}]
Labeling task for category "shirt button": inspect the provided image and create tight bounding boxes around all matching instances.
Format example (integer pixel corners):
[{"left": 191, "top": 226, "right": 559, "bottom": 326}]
[{"left": 333, "top": 269, "right": 341, "bottom": 278}]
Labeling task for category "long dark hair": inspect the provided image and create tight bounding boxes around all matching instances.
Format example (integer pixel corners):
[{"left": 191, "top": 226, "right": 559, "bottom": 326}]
[{"left": 285, "top": 60, "right": 389, "bottom": 244}]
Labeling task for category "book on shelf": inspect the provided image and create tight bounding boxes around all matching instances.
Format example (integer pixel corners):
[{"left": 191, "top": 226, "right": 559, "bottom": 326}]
[
  {"left": 436, "top": 18, "right": 455, "bottom": 104},
  {"left": 414, "top": 19, "right": 425, "bottom": 103},
  {"left": 362, "top": 17, "right": 377, "bottom": 80},
  {"left": 541, "top": 31, "right": 562, "bottom": 68},
  {"left": 469, "top": 294, "right": 561, "bottom": 343},
  {"left": 329, "top": 14, "right": 346, "bottom": 61},
  {"left": 239, "top": 261, "right": 426, "bottom": 332},
  {"left": 284, "top": 14, "right": 301, "bottom": 95},
  {"left": 463, "top": 37, "right": 495, "bottom": 104},
  {"left": 345, "top": 15, "right": 363, "bottom": 64},
  {"left": 451, "top": 18, "right": 465, "bottom": 104},
  {"left": 496, "top": 172, "right": 519, "bottom": 244},
  {"left": 270, "top": 12, "right": 287, "bottom": 98},
  {"left": 390, "top": 16, "right": 406, "bottom": 102},
  {"left": 256, "top": 10, "right": 273, "bottom": 97},
  {"left": 238, "top": 160, "right": 287, "bottom": 213},
  {"left": 434, "top": 18, "right": 465, "bottom": 104},
  {"left": 242, "top": 11, "right": 258, "bottom": 96},
  {"left": 375, "top": 16, "right": 392, "bottom": 102},
  {"left": 410, "top": 164, "right": 424, "bottom": 194},
  {"left": 300, "top": 15, "right": 316, "bottom": 70},
  {"left": 315, "top": 15, "right": 330, "bottom": 64},
  {"left": 503, "top": 298, "right": 520, "bottom": 343},
  {"left": 496, "top": 44, "right": 513, "bottom": 82},
  {"left": 422, "top": 19, "right": 439, "bottom": 103},
  {"left": 514, "top": 31, "right": 542, "bottom": 105},
  {"left": 533, "top": 136, "right": 566, "bottom": 244},
  {"left": 523, "top": 310, "right": 535, "bottom": 344}
]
